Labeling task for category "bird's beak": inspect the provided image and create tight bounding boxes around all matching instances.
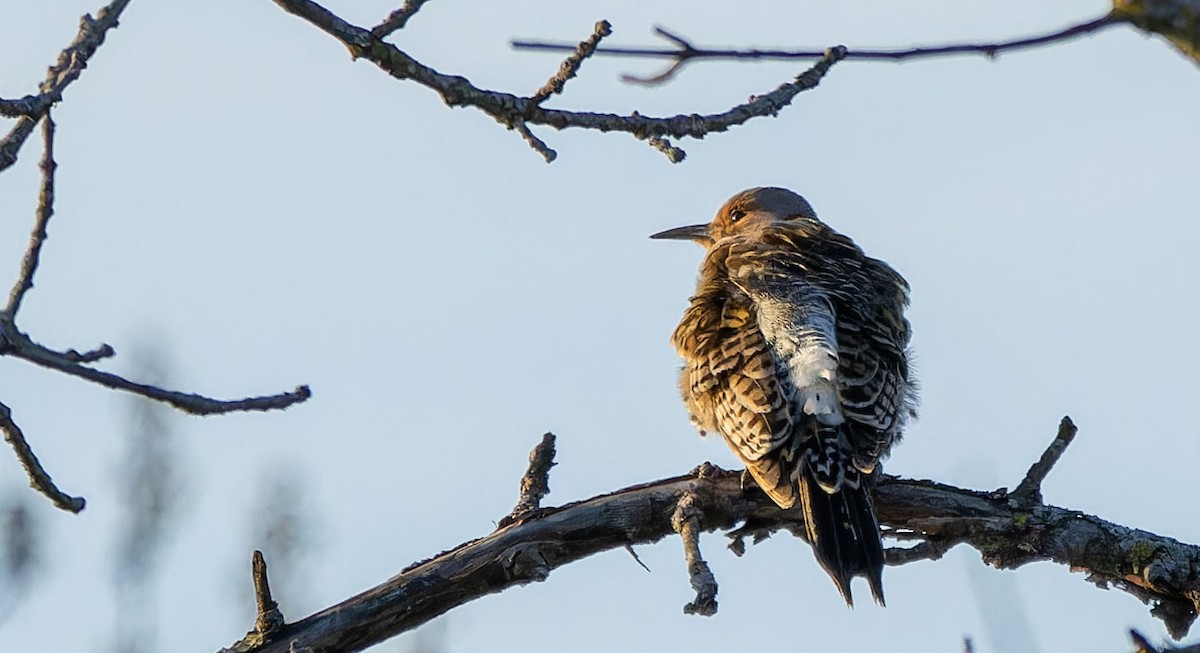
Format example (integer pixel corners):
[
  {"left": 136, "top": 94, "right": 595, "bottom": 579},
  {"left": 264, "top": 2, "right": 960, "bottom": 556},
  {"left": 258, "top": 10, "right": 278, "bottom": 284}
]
[{"left": 649, "top": 223, "right": 710, "bottom": 242}]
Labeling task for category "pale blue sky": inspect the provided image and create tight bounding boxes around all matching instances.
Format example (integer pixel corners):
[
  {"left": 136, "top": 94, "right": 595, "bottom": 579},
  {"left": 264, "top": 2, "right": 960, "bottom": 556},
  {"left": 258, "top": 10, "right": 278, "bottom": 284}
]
[{"left": 2, "top": 1, "right": 1199, "bottom": 651}]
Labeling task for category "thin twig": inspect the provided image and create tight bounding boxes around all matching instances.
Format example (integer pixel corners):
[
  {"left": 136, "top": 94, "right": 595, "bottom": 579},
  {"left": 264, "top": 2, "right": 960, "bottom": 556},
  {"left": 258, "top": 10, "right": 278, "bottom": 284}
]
[
  {"left": 3, "top": 326, "right": 310, "bottom": 415},
  {"left": 0, "top": 0, "right": 133, "bottom": 173},
  {"left": 645, "top": 136, "right": 685, "bottom": 163},
  {"left": 271, "top": 0, "right": 847, "bottom": 162},
  {"left": 61, "top": 343, "right": 116, "bottom": 363},
  {"left": 6, "top": 114, "right": 57, "bottom": 316},
  {"left": 513, "top": 14, "right": 1122, "bottom": 84},
  {"left": 530, "top": 20, "right": 613, "bottom": 105},
  {"left": 672, "top": 492, "right": 718, "bottom": 616},
  {"left": 624, "top": 544, "right": 651, "bottom": 572},
  {"left": 370, "top": 0, "right": 431, "bottom": 39},
  {"left": 512, "top": 122, "right": 557, "bottom": 163},
  {"left": 0, "top": 400, "right": 85, "bottom": 513},
  {"left": 1010, "top": 416, "right": 1078, "bottom": 508}
]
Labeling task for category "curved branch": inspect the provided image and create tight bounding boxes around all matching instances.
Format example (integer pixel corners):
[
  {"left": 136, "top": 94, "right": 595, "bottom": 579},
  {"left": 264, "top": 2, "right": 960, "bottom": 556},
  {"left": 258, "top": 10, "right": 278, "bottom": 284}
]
[
  {"left": 223, "top": 429, "right": 1200, "bottom": 653},
  {"left": 516, "top": 2, "right": 1200, "bottom": 83},
  {"left": 513, "top": 14, "right": 1120, "bottom": 66},
  {"left": 270, "top": 0, "right": 846, "bottom": 162}
]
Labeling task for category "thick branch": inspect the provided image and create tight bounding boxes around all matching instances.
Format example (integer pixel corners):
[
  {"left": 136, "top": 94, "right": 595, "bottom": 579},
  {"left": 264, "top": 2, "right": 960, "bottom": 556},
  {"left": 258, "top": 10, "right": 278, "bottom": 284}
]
[
  {"left": 222, "top": 459, "right": 1200, "bottom": 651},
  {"left": 270, "top": 0, "right": 846, "bottom": 162}
]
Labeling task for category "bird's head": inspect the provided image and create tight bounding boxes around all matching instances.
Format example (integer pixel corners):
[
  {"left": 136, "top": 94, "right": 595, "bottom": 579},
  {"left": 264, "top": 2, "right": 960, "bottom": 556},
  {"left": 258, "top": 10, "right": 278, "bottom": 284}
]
[{"left": 650, "top": 187, "right": 818, "bottom": 247}]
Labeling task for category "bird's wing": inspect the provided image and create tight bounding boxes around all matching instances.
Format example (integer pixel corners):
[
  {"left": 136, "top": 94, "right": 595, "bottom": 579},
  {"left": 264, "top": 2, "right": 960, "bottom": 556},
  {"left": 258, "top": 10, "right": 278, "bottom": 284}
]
[
  {"left": 836, "top": 292, "right": 913, "bottom": 473},
  {"left": 672, "top": 281, "right": 798, "bottom": 507}
]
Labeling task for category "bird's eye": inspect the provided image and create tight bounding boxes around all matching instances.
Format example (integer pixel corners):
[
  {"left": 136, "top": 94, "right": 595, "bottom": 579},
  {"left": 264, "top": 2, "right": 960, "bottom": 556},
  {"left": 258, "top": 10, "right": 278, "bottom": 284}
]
[{"left": 729, "top": 209, "right": 746, "bottom": 223}]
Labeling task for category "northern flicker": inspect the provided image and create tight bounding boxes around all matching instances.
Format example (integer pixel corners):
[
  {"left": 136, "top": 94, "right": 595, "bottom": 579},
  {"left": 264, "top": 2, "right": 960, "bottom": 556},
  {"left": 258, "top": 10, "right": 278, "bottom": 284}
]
[{"left": 652, "top": 187, "right": 916, "bottom": 605}]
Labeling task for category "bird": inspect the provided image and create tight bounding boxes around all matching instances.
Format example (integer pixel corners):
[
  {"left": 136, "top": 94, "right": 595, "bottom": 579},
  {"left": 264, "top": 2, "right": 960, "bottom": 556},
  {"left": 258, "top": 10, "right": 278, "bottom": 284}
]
[{"left": 651, "top": 187, "right": 916, "bottom": 606}]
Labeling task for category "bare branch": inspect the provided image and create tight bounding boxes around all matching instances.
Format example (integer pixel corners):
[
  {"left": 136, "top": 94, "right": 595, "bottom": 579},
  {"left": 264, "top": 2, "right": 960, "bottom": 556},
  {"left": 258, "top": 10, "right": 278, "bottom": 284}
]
[
  {"left": 6, "top": 113, "right": 57, "bottom": 317},
  {"left": 0, "top": 400, "right": 85, "bottom": 513},
  {"left": 500, "top": 432, "right": 556, "bottom": 526},
  {"left": 1, "top": 326, "right": 311, "bottom": 415},
  {"left": 270, "top": 0, "right": 846, "bottom": 162},
  {"left": 883, "top": 537, "right": 962, "bottom": 565},
  {"left": 0, "top": 0, "right": 133, "bottom": 172},
  {"left": 228, "top": 551, "right": 287, "bottom": 653},
  {"left": 60, "top": 343, "right": 116, "bottom": 363},
  {"left": 221, "top": 428, "right": 1200, "bottom": 652},
  {"left": 673, "top": 487, "right": 718, "bottom": 616},
  {"left": 0, "top": 119, "right": 38, "bottom": 173},
  {"left": 646, "top": 136, "right": 685, "bottom": 163},
  {"left": 530, "top": 20, "right": 612, "bottom": 105},
  {"left": 370, "top": 0, "right": 432, "bottom": 39},
  {"left": 253, "top": 551, "right": 285, "bottom": 636},
  {"left": 515, "top": 14, "right": 1124, "bottom": 84},
  {"left": 512, "top": 121, "right": 556, "bottom": 163},
  {"left": 1010, "top": 416, "right": 1078, "bottom": 508}
]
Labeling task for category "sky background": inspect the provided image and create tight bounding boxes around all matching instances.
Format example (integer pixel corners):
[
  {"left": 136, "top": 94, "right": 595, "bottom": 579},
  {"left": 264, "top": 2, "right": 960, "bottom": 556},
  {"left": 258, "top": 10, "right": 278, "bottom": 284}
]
[{"left": 2, "top": 1, "right": 1199, "bottom": 651}]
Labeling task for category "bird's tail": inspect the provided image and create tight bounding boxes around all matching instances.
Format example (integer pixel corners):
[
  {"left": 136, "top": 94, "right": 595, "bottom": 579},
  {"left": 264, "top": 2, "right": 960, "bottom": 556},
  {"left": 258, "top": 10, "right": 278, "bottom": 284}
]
[{"left": 797, "top": 465, "right": 885, "bottom": 606}]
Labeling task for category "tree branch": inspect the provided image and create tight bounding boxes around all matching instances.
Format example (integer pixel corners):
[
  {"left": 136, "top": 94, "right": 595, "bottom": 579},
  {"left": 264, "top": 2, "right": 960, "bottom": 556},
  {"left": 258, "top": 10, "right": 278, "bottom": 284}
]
[
  {"left": 499, "top": 432, "right": 556, "bottom": 527},
  {"left": 0, "top": 5, "right": 312, "bottom": 511},
  {"left": 2, "top": 326, "right": 312, "bottom": 415},
  {"left": 0, "top": 0, "right": 132, "bottom": 172},
  {"left": 370, "top": 0, "right": 432, "bottom": 40},
  {"left": 514, "top": 13, "right": 1127, "bottom": 84},
  {"left": 1010, "top": 416, "right": 1078, "bottom": 508},
  {"left": 0, "top": 400, "right": 85, "bottom": 513},
  {"left": 269, "top": 0, "right": 846, "bottom": 162},
  {"left": 222, "top": 423, "right": 1200, "bottom": 652}
]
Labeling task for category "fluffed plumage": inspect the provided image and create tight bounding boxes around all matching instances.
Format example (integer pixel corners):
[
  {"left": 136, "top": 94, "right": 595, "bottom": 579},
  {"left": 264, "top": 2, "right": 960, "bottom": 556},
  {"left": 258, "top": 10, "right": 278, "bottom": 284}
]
[{"left": 653, "top": 187, "right": 917, "bottom": 605}]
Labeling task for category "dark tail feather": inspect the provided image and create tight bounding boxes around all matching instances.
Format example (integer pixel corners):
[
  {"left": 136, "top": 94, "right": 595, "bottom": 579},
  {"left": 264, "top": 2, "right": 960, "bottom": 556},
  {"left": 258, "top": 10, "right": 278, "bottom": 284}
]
[{"left": 798, "top": 470, "right": 886, "bottom": 606}]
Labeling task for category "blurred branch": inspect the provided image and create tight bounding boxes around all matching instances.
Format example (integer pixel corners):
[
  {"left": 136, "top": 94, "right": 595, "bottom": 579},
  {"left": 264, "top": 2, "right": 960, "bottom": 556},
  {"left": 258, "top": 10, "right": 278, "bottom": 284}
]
[
  {"left": 113, "top": 350, "right": 181, "bottom": 653},
  {"left": 270, "top": 0, "right": 846, "bottom": 162},
  {"left": 222, "top": 424, "right": 1200, "bottom": 652}
]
